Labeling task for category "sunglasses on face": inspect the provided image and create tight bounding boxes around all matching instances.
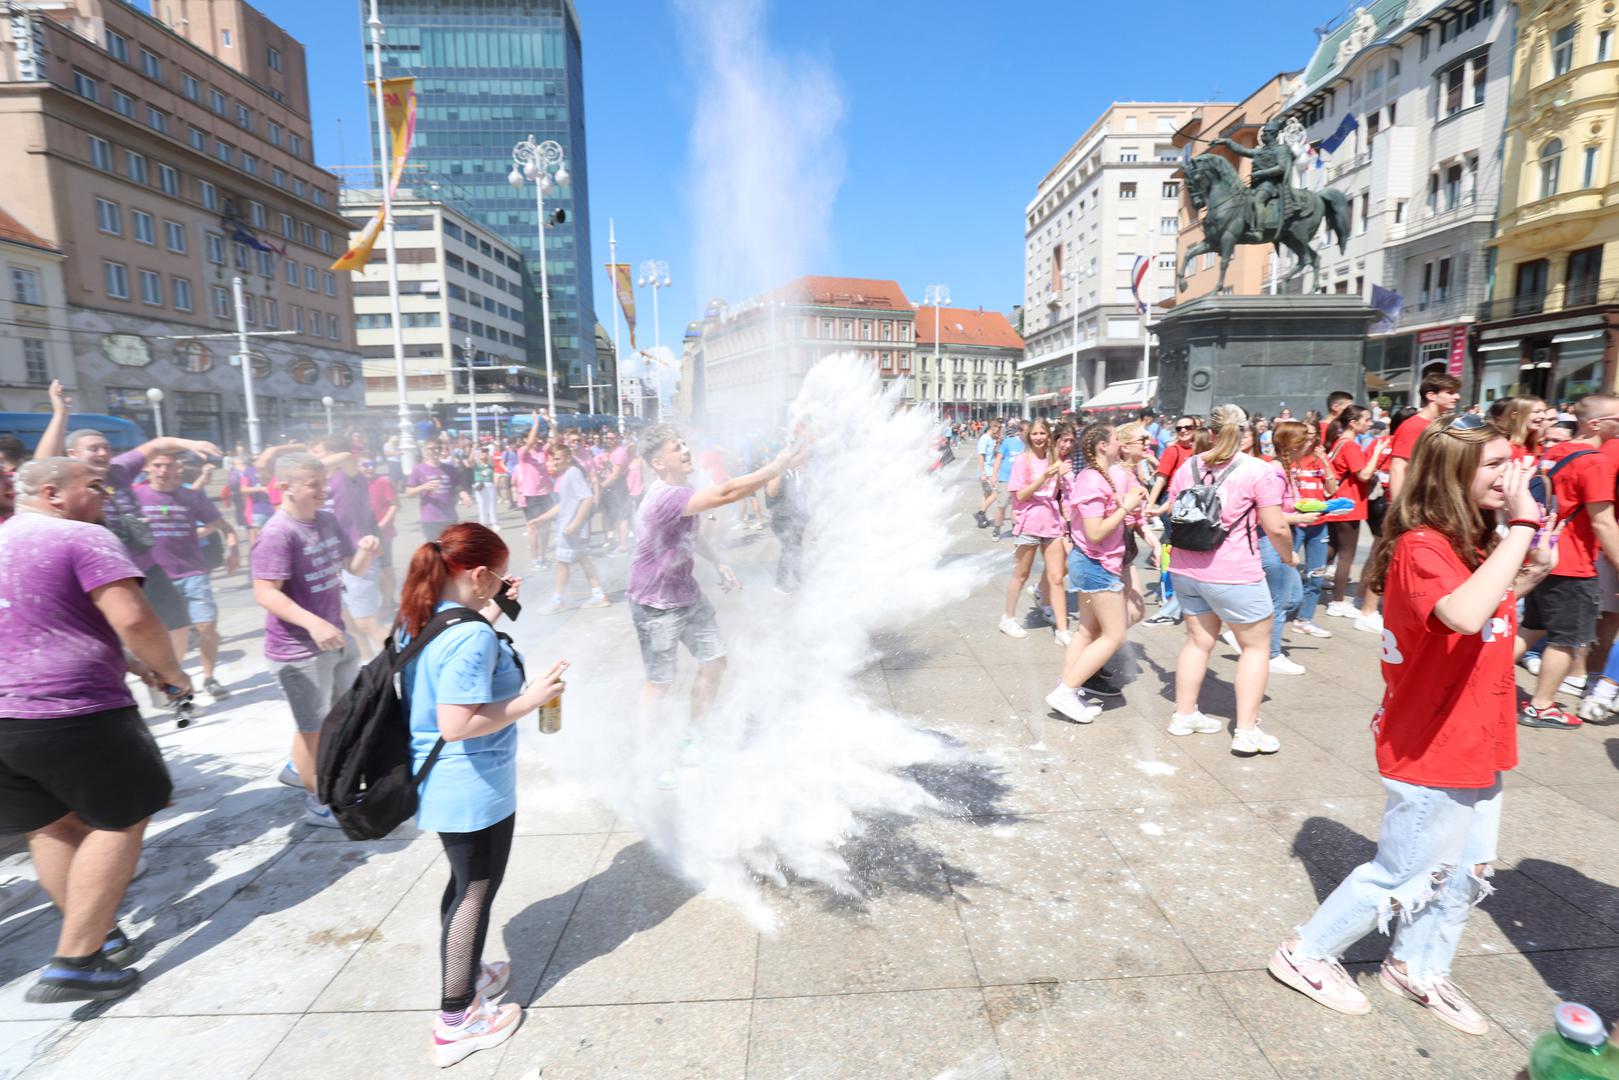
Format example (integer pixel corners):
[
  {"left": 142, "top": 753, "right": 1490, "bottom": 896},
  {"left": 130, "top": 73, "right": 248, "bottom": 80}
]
[
  {"left": 1175, "top": 425, "right": 1196, "bottom": 433},
  {"left": 1437, "top": 412, "right": 1487, "bottom": 432}
]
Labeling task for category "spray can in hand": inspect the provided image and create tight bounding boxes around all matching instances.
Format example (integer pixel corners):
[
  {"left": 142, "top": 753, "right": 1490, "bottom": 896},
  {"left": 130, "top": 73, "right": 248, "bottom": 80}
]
[{"left": 538, "top": 691, "right": 562, "bottom": 734}]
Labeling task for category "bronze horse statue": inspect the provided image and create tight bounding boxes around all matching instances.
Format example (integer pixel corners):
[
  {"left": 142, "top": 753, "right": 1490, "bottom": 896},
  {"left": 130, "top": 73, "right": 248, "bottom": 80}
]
[{"left": 1176, "top": 153, "right": 1351, "bottom": 295}]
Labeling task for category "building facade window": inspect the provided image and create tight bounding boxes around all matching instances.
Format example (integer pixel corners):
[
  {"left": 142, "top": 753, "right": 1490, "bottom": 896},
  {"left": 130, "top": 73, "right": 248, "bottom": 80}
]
[
  {"left": 1119, "top": 182, "right": 1137, "bottom": 199},
  {"left": 165, "top": 220, "right": 186, "bottom": 253},
  {"left": 1552, "top": 23, "right": 1576, "bottom": 77},
  {"left": 172, "top": 277, "right": 193, "bottom": 311},
  {"left": 181, "top": 72, "right": 200, "bottom": 101},
  {"left": 323, "top": 271, "right": 336, "bottom": 296},
  {"left": 132, "top": 209, "right": 154, "bottom": 245},
  {"left": 1539, "top": 139, "right": 1562, "bottom": 198},
  {"left": 285, "top": 258, "right": 299, "bottom": 285},
  {"left": 124, "top": 151, "right": 148, "bottom": 185},
  {"left": 188, "top": 127, "right": 206, "bottom": 151},
  {"left": 104, "top": 260, "right": 129, "bottom": 299},
  {"left": 139, "top": 49, "right": 162, "bottom": 80},
  {"left": 157, "top": 163, "right": 179, "bottom": 196},
  {"left": 72, "top": 70, "right": 98, "bottom": 102},
  {"left": 139, "top": 269, "right": 162, "bottom": 306},
  {"left": 11, "top": 267, "right": 41, "bottom": 305},
  {"left": 1584, "top": 146, "right": 1601, "bottom": 188},
  {"left": 96, "top": 198, "right": 122, "bottom": 236},
  {"left": 105, "top": 30, "right": 129, "bottom": 62},
  {"left": 267, "top": 46, "right": 282, "bottom": 71},
  {"left": 211, "top": 286, "right": 230, "bottom": 318},
  {"left": 146, "top": 106, "right": 167, "bottom": 134},
  {"left": 89, "top": 135, "right": 112, "bottom": 171},
  {"left": 111, "top": 90, "right": 133, "bottom": 118},
  {"left": 22, "top": 338, "right": 47, "bottom": 384},
  {"left": 206, "top": 232, "right": 225, "bottom": 264},
  {"left": 209, "top": 89, "right": 227, "bottom": 114}
]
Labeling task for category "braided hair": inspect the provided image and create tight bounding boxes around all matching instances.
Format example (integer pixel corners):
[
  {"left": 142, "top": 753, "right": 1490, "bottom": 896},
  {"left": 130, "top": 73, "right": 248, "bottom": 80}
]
[{"left": 1078, "top": 421, "right": 1114, "bottom": 477}]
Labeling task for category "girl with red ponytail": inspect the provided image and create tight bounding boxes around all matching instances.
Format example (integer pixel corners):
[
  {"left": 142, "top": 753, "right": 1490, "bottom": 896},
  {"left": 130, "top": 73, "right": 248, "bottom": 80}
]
[{"left": 395, "top": 522, "right": 567, "bottom": 1068}]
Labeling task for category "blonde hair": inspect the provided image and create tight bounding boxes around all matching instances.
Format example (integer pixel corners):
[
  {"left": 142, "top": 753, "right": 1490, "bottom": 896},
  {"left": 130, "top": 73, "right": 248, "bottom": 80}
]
[
  {"left": 1202, "top": 403, "right": 1248, "bottom": 467},
  {"left": 1115, "top": 421, "right": 1145, "bottom": 446}
]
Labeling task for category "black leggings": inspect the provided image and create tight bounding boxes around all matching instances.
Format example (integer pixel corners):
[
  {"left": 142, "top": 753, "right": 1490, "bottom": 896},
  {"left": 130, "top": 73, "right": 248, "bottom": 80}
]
[
  {"left": 1327, "top": 520, "right": 1362, "bottom": 603},
  {"left": 438, "top": 814, "right": 515, "bottom": 1012}
]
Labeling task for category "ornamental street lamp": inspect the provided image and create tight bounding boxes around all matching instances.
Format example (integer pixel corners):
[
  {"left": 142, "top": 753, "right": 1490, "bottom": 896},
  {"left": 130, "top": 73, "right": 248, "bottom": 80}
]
[
  {"left": 638, "top": 259, "right": 671, "bottom": 419},
  {"left": 508, "top": 135, "right": 568, "bottom": 420},
  {"left": 145, "top": 386, "right": 165, "bottom": 437},
  {"left": 924, "top": 284, "right": 949, "bottom": 419},
  {"left": 321, "top": 395, "right": 335, "bottom": 434}
]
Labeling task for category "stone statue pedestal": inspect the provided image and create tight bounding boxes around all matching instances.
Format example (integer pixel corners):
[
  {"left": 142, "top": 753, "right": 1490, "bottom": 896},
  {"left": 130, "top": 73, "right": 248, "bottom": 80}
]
[{"left": 1152, "top": 294, "right": 1379, "bottom": 418}]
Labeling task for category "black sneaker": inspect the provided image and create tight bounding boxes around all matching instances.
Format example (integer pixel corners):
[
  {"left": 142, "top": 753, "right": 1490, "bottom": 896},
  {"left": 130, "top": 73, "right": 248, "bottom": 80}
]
[
  {"left": 102, "top": 926, "right": 139, "bottom": 968},
  {"left": 203, "top": 677, "right": 230, "bottom": 701},
  {"left": 24, "top": 954, "right": 139, "bottom": 1003},
  {"left": 1083, "top": 672, "right": 1124, "bottom": 698},
  {"left": 974, "top": 511, "right": 990, "bottom": 529}
]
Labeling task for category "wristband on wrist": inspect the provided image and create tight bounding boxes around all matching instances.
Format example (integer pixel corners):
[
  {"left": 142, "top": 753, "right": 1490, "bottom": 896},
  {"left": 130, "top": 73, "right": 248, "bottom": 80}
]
[{"left": 1507, "top": 519, "right": 1541, "bottom": 530}]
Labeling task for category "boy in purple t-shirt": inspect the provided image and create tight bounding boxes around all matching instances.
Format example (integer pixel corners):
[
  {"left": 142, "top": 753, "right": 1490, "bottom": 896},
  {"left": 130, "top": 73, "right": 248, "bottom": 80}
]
[
  {"left": 251, "top": 452, "right": 379, "bottom": 827},
  {"left": 134, "top": 451, "right": 239, "bottom": 701},
  {"left": 404, "top": 440, "right": 469, "bottom": 543},
  {"left": 628, "top": 425, "right": 799, "bottom": 788}
]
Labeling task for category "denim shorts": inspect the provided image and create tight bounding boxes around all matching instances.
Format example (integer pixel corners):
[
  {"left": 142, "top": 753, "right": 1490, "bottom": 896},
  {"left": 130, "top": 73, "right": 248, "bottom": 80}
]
[
  {"left": 173, "top": 572, "right": 218, "bottom": 624},
  {"left": 1014, "top": 531, "right": 1057, "bottom": 548},
  {"left": 1174, "top": 575, "right": 1273, "bottom": 624},
  {"left": 1068, "top": 548, "right": 1124, "bottom": 594},
  {"left": 630, "top": 596, "right": 726, "bottom": 685}
]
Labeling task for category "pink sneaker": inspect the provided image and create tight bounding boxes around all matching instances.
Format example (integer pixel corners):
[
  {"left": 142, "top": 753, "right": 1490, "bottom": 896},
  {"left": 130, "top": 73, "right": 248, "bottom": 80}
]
[
  {"left": 432, "top": 995, "right": 522, "bottom": 1068},
  {"left": 1378, "top": 960, "right": 1488, "bottom": 1035},
  {"left": 475, "top": 960, "right": 510, "bottom": 1000},
  {"left": 1267, "top": 941, "right": 1370, "bottom": 1015}
]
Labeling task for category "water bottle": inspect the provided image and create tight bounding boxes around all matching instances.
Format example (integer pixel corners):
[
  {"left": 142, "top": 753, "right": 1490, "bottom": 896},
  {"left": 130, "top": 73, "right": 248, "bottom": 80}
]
[{"left": 1529, "top": 1003, "right": 1619, "bottom": 1080}]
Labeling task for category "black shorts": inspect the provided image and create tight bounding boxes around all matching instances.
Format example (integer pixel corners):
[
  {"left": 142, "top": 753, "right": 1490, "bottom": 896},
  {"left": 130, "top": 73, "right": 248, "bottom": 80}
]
[
  {"left": 0, "top": 706, "right": 172, "bottom": 832},
  {"left": 523, "top": 494, "right": 556, "bottom": 522},
  {"left": 1521, "top": 574, "right": 1600, "bottom": 649},
  {"left": 142, "top": 562, "right": 191, "bottom": 631}
]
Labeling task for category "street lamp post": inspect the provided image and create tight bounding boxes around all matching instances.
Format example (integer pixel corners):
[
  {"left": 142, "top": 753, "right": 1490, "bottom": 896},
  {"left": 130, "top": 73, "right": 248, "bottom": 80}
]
[
  {"left": 321, "top": 395, "right": 335, "bottom": 434},
  {"left": 923, "top": 284, "right": 949, "bottom": 420},
  {"left": 508, "top": 135, "right": 568, "bottom": 421},
  {"left": 1139, "top": 226, "right": 1157, "bottom": 403},
  {"left": 638, "top": 259, "right": 671, "bottom": 420},
  {"left": 463, "top": 335, "right": 478, "bottom": 445},
  {"left": 145, "top": 387, "right": 164, "bottom": 437},
  {"left": 1063, "top": 265, "right": 1090, "bottom": 416}
]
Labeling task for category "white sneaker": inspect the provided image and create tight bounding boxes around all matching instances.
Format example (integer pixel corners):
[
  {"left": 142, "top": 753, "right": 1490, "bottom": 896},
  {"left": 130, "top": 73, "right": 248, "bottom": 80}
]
[
  {"left": 1326, "top": 601, "right": 1359, "bottom": 619},
  {"left": 1292, "top": 620, "right": 1332, "bottom": 639},
  {"left": 1578, "top": 689, "right": 1616, "bottom": 722},
  {"left": 1044, "top": 685, "right": 1099, "bottom": 724},
  {"left": 1558, "top": 674, "right": 1588, "bottom": 697},
  {"left": 1167, "top": 710, "right": 1223, "bottom": 736},
  {"left": 579, "top": 590, "right": 611, "bottom": 609},
  {"left": 432, "top": 995, "right": 522, "bottom": 1068},
  {"left": 1220, "top": 629, "right": 1238, "bottom": 649},
  {"left": 1269, "top": 655, "right": 1307, "bottom": 676},
  {"left": 1354, "top": 613, "right": 1384, "bottom": 634},
  {"left": 998, "top": 616, "right": 1028, "bottom": 639},
  {"left": 1231, "top": 724, "right": 1281, "bottom": 754},
  {"left": 1053, "top": 629, "right": 1074, "bottom": 646},
  {"left": 1522, "top": 653, "right": 1542, "bottom": 676}
]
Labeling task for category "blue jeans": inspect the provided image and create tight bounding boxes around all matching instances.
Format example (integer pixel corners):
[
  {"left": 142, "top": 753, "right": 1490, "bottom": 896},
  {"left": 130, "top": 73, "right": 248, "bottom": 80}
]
[
  {"left": 1260, "top": 537, "right": 1303, "bottom": 658},
  {"left": 1292, "top": 523, "right": 1330, "bottom": 623},
  {"left": 1295, "top": 775, "right": 1502, "bottom": 989}
]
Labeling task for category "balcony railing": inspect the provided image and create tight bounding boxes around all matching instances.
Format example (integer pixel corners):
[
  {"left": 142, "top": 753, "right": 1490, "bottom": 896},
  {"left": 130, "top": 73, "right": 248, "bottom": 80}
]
[{"left": 1476, "top": 278, "right": 1619, "bottom": 322}]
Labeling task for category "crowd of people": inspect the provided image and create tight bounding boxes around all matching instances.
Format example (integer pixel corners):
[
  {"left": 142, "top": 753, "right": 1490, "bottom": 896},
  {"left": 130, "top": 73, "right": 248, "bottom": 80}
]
[
  {"left": 0, "top": 371, "right": 1613, "bottom": 1056},
  {"left": 967, "top": 375, "right": 1618, "bottom": 1036}
]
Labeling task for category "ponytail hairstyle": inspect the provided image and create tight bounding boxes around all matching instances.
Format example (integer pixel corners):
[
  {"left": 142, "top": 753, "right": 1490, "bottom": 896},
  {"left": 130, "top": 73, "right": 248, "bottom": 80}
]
[
  {"left": 395, "top": 522, "right": 509, "bottom": 638},
  {"left": 1202, "top": 403, "right": 1248, "bottom": 467},
  {"left": 1324, "top": 404, "right": 1368, "bottom": 451},
  {"left": 1078, "top": 421, "right": 1114, "bottom": 475}
]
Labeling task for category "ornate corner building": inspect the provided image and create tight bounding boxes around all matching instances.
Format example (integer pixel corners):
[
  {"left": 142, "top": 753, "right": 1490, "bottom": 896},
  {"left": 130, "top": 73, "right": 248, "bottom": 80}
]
[{"left": 1475, "top": 0, "right": 1617, "bottom": 400}]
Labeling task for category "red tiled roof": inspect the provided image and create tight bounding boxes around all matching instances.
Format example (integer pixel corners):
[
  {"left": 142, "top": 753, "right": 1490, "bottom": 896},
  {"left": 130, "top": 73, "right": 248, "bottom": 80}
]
[
  {"left": 0, "top": 207, "right": 57, "bottom": 254},
  {"left": 767, "top": 275, "right": 911, "bottom": 311},
  {"left": 913, "top": 306, "right": 1024, "bottom": 350}
]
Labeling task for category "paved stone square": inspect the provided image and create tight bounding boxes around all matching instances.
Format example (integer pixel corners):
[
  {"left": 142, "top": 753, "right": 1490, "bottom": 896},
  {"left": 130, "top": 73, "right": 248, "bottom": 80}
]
[{"left": 1, "top": 467, "right": 1616, "bottom": 1078}]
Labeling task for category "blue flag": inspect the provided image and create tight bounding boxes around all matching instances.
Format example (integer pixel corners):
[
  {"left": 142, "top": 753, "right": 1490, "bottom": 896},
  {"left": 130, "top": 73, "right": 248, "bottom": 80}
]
[
  {"left": 1319, "top": 112, "right": 1360, "bottom": 155},
  {"left": 1370, "top": 284, "right": 1402, "bottom": 334}
]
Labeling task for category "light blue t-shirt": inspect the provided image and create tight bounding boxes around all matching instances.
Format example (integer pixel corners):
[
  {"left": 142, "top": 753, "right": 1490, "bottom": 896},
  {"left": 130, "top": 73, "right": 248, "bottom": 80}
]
[
  {"left": 997, "top": 436, "right": 1026, "bottom": 483},
  {"left": 402, "top": 602, "right": 525, "bottom": 833}
]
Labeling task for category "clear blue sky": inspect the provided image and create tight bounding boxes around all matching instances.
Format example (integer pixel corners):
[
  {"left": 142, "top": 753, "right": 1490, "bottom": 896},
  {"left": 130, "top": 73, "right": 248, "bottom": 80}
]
[{"left": 252, "top": 0, "right": 1340, "bottom": 332}]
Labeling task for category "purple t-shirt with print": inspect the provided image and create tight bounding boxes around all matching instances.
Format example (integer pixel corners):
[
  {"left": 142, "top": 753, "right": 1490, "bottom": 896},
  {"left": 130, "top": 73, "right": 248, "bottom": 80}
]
[
  {"left": 133, "top": 484, "right": 221, "bottom": 580},
  {"left": 0, "top": 513, "right": 143, "bottom": 718},
  {"left": 251, "top": 510, "right": 354, "bottom": 662},
  {"left": 409, "top": 462, "right": 458, "bottom": 523},
  {"left": 104, "top": 448, "right": 157, "bottom": 570},
  {"left": 626, "top": 481, "right": 699, "bottom": 608},
  {"left": 325, "top": 469, "right": 378, "bottom": 546}
]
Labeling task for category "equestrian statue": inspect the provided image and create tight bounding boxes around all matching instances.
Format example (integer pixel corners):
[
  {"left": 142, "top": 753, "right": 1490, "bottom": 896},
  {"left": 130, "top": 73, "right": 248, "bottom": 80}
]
[{"left": 1176, "top": 117, "right": 1351, "bottom": 296}]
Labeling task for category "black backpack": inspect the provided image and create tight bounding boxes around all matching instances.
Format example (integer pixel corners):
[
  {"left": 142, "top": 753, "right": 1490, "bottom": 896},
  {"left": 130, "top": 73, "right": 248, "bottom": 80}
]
[
  {"left": 1166, "top": 457, "right": 1249, "bottom": 553},
  {"left": 315, "top": 606, "right": 485, "bottom": 840},
  {"left": 1528, "top": 447, "right": 1596, "bottom": 522}
]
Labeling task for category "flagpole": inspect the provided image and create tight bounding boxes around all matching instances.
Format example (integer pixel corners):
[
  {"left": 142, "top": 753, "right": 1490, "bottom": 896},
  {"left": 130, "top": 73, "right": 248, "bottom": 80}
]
[
  {"left": 1138, "top": 226, "right": 1155, "bottom": 403},
  {"left": 609, "top": 218, "right": 623, "bottom": 430},
  {"left": 368, "top": 0, "right": 415, "bottom": 471}
]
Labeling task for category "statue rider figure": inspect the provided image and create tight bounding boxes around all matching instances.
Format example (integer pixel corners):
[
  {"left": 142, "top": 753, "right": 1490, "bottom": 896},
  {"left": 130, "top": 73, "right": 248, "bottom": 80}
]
[{"left": 1212, "top": 117, "right": 1296, "bottom": 240}]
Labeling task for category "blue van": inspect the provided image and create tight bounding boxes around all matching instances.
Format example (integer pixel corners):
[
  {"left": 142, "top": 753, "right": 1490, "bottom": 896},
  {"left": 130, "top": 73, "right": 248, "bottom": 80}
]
[{"left": 0, "top": 412, "right": 145, "bottom": 453}]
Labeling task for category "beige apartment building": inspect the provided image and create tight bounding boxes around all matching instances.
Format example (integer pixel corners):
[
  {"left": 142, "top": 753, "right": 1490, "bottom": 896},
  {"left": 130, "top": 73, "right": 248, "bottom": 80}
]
[
  {"left": 0, "top": 0, "right": 360, "bottom": 443},
  {"left": 0, "top": 206, "right": 72, "bottom": 412},
  {"left": 913, "top": 305, "right": 1024, "bottom": 419}
]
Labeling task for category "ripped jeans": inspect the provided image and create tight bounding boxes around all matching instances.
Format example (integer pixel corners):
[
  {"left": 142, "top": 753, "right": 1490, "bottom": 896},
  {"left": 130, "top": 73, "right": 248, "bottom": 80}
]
[{"left": 1294, "top": 774, "right": 1502, "bottom": 989}]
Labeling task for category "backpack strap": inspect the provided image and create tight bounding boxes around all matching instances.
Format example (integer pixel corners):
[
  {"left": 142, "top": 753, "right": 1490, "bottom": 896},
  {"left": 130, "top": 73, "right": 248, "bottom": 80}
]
[{"left": 389, "top": 606, "right": 488, "bottom": 675}]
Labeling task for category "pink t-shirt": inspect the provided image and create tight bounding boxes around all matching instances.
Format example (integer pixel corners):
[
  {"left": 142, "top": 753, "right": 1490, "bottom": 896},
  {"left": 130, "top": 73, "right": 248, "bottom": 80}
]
[
  {"left": 1110, "top": 462, "right": 1144, "bottom": 530},
  {"left": 1071, "top": 468, "right": 1126, "bottom": 576},
  {"left": 513, "top": 447, "right": 553, "bottom": 498},
  {"left": 1009, "top": 452, "right": 1064, "bottom": 539},
  {"left": 1166, "top": 452, "right": 1284, "bottom": 585}
]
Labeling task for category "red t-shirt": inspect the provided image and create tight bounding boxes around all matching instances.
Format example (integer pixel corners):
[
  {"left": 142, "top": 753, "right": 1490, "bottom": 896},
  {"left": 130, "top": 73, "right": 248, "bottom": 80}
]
[
  {"left": 1325, "top": 438, "right": 1370, "bottom": 522},
  {"left": 1374, "top": 529, "right": 1517, "bottom": 788},
  {"left": 1546, "top": 445, "right": 1617, "bottom": 578},
  {"left": 1389, "top": 413, "right": 1433, "bottom": 462},
  {"left": 1289, "top": 455, "right": 1330, "bottom": 504},
  {"left": 1156, "top": 442, "right": 1195, "bottom": 480}
]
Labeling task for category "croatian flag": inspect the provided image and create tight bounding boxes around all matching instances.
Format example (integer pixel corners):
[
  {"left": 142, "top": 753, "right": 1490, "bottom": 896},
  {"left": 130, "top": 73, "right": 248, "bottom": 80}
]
[{"left": 1130, "top": 255, "right": 1150, "bottom": 314}]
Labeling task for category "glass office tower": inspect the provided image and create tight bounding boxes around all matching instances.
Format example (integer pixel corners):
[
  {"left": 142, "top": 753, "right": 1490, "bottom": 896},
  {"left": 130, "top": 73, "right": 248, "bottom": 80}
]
[{"left": 368, "top": 0, "right": 595, "bottom": 406}]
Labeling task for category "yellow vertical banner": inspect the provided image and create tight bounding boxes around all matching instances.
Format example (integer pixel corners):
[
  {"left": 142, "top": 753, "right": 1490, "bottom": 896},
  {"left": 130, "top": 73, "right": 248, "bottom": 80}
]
[
  {"left": 331, "top": 77, "right": 417, "bottom": 271},
  {"left": 609, "top": 263, "right": 637, "bottom": 350}
]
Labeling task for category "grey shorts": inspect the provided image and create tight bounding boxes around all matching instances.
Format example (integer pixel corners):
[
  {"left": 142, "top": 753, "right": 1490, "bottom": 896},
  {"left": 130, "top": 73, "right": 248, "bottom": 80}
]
[
  {"left": 174, "top": 573, "right": 218, "bottom": 624},
  {"left": 630, "top": 597, "right": 726, "bottom": 685},
  {"left": 268, "top": 641, "right": 360, "bottom": 733},
  {"left": 341, "top": 565, "right": 383, "bottom": 620},
  {"left": 980, "top": 478, "right": 996, "bottom": 497},
  {"left": 1174, "top": 576, "right": 1274, "bottom": 625}
]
